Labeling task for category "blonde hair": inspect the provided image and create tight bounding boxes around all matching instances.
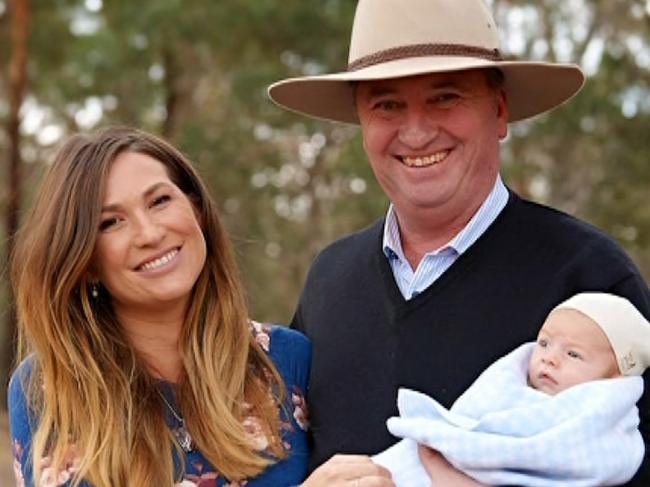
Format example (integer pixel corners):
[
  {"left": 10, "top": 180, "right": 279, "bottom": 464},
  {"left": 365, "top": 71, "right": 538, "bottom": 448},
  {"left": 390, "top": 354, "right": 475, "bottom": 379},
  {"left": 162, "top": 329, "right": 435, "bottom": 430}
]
[{"left": 12, "top": 126, "right": 286, "bottom": 486}]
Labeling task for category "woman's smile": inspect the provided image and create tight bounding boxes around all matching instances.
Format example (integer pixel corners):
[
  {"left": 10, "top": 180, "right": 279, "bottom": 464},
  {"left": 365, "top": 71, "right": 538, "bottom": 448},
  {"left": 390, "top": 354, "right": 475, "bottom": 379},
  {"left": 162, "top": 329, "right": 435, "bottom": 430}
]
[{"left": 135, "top": 247, "right": 181, "bottom": 272}]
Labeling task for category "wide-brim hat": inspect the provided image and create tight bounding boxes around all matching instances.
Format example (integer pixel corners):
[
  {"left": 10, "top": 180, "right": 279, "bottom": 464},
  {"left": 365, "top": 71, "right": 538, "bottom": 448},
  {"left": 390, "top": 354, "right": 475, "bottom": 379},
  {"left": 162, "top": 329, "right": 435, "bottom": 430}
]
[
  {"left": 554, "top": 293, "right": 650, "bottom": 376},
  {"left": 268, "top": 0, "right": 585, "bottom": 124}
]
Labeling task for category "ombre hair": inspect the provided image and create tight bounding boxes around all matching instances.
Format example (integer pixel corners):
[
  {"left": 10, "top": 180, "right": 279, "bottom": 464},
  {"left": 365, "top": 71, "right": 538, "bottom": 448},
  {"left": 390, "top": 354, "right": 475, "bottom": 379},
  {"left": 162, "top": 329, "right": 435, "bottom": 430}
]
[{"left": 12, "top": 126, "right": 286, "bottom": 486}]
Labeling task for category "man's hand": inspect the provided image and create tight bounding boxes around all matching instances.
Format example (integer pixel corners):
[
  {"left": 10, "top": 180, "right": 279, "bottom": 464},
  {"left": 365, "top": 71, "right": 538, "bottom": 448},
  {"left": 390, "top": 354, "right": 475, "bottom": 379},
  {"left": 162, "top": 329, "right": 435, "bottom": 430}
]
[{"left": 301, "top": 454, "right": 396, "bottom": 487}]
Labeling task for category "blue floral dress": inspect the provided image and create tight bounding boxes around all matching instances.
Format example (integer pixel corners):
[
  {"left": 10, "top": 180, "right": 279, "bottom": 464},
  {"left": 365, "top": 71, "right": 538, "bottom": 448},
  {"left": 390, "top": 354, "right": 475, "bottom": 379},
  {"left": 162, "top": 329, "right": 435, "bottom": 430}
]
[{"left": 8, "top": 324, "right": 311, "bottom": 487}]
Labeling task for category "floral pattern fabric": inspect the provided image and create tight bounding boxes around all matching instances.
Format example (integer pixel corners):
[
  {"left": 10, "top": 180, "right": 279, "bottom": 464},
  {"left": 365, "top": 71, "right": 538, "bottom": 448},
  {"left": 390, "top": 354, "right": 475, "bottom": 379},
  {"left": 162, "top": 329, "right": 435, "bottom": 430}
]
[{"left": 8, "top": 325, "right": 311, "bottom": 487}]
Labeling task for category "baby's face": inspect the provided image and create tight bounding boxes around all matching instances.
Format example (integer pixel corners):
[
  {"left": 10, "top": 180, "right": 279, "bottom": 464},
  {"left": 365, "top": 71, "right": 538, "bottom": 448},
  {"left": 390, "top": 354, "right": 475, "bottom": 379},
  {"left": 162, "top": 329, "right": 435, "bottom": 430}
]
[{"left": 528, "top": 309, "right": 620, "bottom": 394}]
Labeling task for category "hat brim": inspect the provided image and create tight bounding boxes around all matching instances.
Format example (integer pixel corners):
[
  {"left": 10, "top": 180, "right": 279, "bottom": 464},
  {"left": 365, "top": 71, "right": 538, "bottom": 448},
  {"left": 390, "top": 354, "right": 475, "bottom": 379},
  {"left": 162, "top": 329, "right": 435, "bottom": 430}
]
[{"left": 268, "top": 57, "right": 585, "bottom": 124}]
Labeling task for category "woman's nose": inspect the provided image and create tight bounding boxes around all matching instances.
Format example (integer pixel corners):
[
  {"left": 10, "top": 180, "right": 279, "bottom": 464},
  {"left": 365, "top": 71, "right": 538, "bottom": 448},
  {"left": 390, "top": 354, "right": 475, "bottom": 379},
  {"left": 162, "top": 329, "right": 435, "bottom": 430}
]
[{"left": 133, "top": 215, "right": 164, "bottom": 246}]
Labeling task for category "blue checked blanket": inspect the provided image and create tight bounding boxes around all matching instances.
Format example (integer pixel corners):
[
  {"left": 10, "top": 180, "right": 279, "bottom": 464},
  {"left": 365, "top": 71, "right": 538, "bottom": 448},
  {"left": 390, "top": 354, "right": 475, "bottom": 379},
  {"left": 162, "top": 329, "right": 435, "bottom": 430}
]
[{"left": 373, "top": 343, "right": 644, "bottom": 486}]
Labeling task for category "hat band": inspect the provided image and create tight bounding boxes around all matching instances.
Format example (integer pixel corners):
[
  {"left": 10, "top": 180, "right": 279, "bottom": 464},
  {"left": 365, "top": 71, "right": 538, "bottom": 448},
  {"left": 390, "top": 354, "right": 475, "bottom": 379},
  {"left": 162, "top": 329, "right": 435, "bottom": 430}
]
[{"left": 348, "top": 43, "right": 502, "bottom": 71}]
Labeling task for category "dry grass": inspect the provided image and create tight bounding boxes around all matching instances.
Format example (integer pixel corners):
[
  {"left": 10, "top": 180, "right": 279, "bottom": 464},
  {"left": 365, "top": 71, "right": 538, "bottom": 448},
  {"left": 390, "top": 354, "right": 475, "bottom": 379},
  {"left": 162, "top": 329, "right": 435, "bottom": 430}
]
[{"left": 1, "top": 411, "right": 15, "bottom": 485}]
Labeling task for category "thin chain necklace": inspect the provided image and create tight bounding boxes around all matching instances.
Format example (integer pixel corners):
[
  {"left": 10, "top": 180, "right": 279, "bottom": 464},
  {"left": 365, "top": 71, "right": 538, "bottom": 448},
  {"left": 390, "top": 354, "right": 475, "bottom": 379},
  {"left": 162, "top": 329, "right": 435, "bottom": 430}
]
[{"left": 157, "top": 389, "right": 195, "bottom": 453}]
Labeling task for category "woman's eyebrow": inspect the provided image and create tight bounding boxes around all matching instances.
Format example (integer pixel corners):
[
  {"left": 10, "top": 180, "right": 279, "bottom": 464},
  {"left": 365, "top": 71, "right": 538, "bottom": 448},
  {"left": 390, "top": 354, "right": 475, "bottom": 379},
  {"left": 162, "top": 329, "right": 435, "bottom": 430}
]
[{"left": 101, "top": 181, "right": 171, "bottom": 212}]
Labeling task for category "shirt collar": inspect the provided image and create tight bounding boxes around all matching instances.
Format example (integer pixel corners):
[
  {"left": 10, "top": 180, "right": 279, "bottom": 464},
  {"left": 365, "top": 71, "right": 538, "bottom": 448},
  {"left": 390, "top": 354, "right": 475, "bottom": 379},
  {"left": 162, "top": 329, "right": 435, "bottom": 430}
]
[{"left": 383, "top": 175, "right": 508, "bottom": 259}]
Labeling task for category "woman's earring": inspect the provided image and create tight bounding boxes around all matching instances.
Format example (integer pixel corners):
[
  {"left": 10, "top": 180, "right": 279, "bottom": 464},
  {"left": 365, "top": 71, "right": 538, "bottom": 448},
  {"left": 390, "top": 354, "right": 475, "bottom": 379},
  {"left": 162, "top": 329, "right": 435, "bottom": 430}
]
[{"left": 90, "top": 282, "right": 99, "bottom": 298}]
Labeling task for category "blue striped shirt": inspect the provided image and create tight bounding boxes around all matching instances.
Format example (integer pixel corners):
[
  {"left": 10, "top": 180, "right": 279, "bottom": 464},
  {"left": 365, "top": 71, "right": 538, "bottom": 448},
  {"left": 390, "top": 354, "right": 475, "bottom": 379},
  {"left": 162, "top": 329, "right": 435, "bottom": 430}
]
[{"left": 383, "top": 175, "right": 508, "bottom": 300}]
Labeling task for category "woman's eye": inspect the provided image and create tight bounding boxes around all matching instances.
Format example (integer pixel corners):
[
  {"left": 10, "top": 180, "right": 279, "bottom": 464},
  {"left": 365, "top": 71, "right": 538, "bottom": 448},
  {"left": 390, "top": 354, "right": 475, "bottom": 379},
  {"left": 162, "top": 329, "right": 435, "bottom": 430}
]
[
  {"left": 99, "top": 217, "right": 120, "bottom": 231},
  {"left": 152, "top": 194, "right": 171, "bottom": 207}
]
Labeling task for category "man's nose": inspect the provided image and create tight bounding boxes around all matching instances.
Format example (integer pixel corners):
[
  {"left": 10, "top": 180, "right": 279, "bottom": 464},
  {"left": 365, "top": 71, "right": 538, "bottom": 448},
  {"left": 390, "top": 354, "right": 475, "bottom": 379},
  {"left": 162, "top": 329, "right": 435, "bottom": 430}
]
[{"left": 398, "top": 109, "right": 437, "bottom": 149}]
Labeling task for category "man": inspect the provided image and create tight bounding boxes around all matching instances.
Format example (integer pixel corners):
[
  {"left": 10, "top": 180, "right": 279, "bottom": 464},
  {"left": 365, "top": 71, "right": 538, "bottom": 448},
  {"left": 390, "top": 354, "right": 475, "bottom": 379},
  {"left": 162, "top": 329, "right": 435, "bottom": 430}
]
[{"left": 269, "top": 0, "right": 650, "bottom": 485}]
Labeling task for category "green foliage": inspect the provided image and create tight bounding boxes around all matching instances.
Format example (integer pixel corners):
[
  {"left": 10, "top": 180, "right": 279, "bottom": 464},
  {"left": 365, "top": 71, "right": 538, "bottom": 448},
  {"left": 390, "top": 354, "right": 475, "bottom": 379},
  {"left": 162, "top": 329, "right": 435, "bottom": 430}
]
[
  {"left": 497, "top": 0, "right": 650, "bottom": 280},
  {"left": 1, "top": 0, "right": 649, "bottom": 332}
]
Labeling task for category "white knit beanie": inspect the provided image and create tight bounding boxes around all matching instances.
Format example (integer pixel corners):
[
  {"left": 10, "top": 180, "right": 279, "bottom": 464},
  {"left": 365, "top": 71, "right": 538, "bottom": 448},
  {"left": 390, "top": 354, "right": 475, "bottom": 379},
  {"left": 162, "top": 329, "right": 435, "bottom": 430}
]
[{"left": 553, "top": 292, "right": 650, "bottom": 376}]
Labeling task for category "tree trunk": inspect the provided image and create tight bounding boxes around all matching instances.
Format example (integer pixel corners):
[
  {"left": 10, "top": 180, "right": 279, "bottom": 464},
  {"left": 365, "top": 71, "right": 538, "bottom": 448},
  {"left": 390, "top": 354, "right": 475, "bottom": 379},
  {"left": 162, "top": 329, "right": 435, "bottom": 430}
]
[{"left": 2, "top": 0, "right": 29, "bottom": 407}]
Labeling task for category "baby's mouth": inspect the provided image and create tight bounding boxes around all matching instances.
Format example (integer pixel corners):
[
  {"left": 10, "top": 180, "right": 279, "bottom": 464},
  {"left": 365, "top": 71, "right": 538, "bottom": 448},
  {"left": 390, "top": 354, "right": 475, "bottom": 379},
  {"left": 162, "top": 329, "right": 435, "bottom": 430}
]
[{"left": 539, "top": 372, "right": 557, "bottom": 384}]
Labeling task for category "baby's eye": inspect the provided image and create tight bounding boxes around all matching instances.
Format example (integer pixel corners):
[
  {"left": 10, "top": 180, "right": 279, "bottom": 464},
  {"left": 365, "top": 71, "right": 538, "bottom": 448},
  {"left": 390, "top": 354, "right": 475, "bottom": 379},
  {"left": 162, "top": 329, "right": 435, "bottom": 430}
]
[
  {"left": 537, "top": 338, "right": 548, "bottom": 348},
  {"left": 567, "top": 350, "right": 582, "bottom": 359},
  {"left": 99, "top": 216, "right": 120, "bottom": 231}
]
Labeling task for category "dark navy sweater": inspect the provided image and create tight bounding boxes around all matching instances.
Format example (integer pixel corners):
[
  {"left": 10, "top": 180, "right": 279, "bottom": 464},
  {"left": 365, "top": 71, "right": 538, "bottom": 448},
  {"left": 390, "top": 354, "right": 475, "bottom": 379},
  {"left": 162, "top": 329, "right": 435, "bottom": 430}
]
[{"left": 292, "top": 191, "right": 650, "bottom": 485}]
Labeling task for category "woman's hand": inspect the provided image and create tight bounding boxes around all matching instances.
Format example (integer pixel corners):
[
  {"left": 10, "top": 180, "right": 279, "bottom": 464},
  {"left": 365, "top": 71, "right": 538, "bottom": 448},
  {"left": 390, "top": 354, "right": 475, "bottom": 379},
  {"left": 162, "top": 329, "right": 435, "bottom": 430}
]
[
  {"left": 418, "top": 446, "right": 487, "bottom": 486},
  {"left": 301, "top": 454, "right": 395, "bottom": 487}
]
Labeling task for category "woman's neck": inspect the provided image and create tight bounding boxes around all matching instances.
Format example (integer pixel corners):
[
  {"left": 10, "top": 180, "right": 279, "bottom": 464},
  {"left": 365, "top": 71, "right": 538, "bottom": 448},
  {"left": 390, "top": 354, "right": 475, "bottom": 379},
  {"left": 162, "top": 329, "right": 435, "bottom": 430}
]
[{"left": 115, "top": 305, "right": 185, "bottom": 382}]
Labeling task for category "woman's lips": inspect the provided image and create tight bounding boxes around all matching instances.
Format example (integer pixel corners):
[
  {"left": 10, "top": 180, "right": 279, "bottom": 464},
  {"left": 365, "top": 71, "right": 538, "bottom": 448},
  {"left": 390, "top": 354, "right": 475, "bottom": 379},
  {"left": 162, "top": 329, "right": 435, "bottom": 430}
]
[{"left": 135, "top": 247, "right": 180, "bottom": 272}]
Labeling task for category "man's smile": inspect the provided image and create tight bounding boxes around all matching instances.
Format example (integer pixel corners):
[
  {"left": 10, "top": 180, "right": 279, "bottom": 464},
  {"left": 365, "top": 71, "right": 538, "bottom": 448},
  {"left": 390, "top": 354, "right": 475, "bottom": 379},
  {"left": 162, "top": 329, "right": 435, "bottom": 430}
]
[{"left": 397, "top": 150, "right": 450, "bottom": 168}]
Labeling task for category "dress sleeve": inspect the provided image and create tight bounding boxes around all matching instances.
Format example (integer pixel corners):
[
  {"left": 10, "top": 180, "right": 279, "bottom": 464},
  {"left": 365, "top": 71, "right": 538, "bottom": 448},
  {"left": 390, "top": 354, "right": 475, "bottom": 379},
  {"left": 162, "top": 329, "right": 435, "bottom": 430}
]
[
  {"left": 248, "top": 324, "right": 311, "bottom": 486},
  {"left": 8, "top": 361, "right": 91, "bottom": 487},
  {"left": 8, "top": 361, "right": 36, "bottom": 487},
  {"left": 266, "top": 326, "right": 311, "bottom": 431}
]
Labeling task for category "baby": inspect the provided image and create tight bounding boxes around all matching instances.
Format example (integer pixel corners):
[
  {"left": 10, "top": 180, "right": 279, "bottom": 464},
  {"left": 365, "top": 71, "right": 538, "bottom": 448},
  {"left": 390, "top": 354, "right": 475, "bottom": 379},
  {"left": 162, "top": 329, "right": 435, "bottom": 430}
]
[
  {"left": 374, "top": 292, "right": 650, "bottom": 487},
  {"left": 527, "top": 293, "right": 634, "bottom": 394}
]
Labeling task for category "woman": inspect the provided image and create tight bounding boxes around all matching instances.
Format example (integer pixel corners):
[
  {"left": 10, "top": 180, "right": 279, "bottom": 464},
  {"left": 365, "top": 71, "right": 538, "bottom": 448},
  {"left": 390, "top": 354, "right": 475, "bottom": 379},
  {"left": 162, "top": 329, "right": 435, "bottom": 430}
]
[{"left": 8, "top": 127, "right": 392, "bottom": 487}]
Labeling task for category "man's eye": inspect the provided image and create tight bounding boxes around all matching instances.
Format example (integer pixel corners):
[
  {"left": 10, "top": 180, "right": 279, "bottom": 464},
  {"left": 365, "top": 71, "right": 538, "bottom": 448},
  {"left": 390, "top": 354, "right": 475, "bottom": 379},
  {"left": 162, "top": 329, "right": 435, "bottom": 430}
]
[
  {"left": 373, "top": 100, "right": 400, "bottom": 111},
  {"left": 432, "top": 93, "right": 460, "bottom": 104},
  {"left": 99, "top": 217, "right": 119, "bottom": 231}
]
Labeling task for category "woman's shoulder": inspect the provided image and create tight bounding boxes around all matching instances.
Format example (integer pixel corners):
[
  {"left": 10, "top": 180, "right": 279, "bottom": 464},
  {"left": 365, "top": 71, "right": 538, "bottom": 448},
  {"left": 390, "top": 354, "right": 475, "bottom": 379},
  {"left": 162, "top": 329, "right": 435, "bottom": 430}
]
[
  {"left": 8, "top": 355, "right": 37, "bottom": 404},
  {"left": 250, "top": 321, "right": 311, "bottom": 384},
  {"left": 250, "top": 321, "right": 310, "bottom": 357}
]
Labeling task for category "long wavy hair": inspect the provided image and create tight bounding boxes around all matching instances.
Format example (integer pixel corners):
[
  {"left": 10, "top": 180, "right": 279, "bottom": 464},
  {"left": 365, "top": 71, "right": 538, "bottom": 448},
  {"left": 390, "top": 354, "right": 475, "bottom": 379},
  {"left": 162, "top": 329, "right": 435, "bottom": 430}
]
[{"left": 12, "top": 126, "right": 286, "bottom": 486}]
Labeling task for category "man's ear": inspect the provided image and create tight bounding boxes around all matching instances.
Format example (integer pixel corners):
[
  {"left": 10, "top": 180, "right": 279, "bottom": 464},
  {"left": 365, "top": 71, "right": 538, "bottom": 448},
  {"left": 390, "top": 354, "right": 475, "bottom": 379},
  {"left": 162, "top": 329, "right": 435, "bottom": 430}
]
[{"left": 496, "top": 88, "right": 509, "bottom": 140}]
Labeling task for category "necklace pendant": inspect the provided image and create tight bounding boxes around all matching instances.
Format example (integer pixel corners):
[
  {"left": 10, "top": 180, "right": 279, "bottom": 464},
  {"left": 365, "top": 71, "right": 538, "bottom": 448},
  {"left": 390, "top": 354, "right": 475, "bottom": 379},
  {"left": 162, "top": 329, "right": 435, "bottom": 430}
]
[{"left": 174, "top": 424, "right": 195, "bottom": 453}]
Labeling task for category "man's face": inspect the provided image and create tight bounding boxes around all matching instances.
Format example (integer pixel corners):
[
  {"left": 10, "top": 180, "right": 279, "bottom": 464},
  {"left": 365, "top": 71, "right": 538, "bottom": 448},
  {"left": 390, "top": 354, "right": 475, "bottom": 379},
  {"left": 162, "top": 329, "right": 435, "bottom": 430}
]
[
  {"left": 528, "top": 309, "right": 620, "bottom": 395},
  {"left": 355, "top": 69, "right": 508, "bottom": 223}
]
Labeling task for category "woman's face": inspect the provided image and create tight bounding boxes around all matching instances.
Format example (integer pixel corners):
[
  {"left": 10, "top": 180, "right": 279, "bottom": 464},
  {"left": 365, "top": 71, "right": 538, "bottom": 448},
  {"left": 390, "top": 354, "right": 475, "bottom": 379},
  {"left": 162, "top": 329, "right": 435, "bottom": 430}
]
[{"left": 94, "top": 151, "right": 207, "bottom": 315}]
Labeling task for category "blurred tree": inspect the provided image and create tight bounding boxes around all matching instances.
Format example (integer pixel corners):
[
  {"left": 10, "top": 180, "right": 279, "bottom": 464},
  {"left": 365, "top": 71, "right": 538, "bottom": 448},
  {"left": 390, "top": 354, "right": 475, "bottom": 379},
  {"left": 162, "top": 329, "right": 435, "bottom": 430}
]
[
  {"left": 0, "top": 0, "right": 649, "bottom": 407},
  {"left": 1, "top": 0, "right": 29, "bottom": 406},
  {"left": 493, "top": 0, "right": 650, "bottom": 278}
]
